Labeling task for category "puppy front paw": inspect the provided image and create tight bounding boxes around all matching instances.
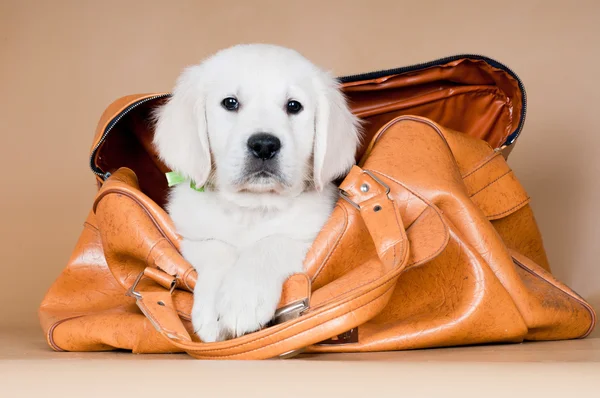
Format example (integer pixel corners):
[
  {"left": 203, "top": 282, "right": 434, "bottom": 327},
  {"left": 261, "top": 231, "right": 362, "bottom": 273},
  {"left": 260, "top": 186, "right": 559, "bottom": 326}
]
[
  {"left": 191, "top": 296, "right": 222, "bottom": 343},
  {"left": 184, "top": 240, "right": 239, "bottom": 343},
  {"left": 215, "top": 265, "right": 284, "bottom": 339}
]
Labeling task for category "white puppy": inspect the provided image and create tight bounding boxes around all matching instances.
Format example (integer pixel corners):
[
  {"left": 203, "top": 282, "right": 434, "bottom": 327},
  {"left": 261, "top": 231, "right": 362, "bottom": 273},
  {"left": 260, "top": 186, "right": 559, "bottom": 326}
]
[{"left": 153, "top": 44, "right": 360, "bottom": 342}]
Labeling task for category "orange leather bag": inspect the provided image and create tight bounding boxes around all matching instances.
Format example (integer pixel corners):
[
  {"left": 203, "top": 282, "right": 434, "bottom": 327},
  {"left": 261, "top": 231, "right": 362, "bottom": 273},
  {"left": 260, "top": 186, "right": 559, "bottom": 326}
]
[{"left": 39, "top": 55, "right": 596, "bottom": 359}]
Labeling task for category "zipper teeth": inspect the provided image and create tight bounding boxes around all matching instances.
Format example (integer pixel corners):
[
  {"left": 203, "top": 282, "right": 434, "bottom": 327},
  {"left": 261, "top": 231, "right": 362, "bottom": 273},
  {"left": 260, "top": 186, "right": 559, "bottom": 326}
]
[
  {"left": 90, "top": 55, "right": 527, "bottom": 178},
  {"left": 90, "top": 94, "right": 170, "bottom": 178}
]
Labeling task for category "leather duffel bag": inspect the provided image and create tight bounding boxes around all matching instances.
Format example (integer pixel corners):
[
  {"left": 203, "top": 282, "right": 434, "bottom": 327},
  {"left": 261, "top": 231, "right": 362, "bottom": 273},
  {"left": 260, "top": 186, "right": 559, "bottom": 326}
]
[{"left": 39, "top": 55, "right": 596, "bottom": 359}]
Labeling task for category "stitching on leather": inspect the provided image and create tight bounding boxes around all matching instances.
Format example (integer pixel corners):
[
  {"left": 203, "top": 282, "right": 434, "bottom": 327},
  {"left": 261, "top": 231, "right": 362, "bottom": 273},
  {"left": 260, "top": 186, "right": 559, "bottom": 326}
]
[
  {"left": 47, "top": 315, "right": 86, "bottom": 352},
  {"left": 462, "top": 152, "right": 501, "bottom": 178},
  {"left": 310, "top": 203, "right": 349, "bottom": 282},
  {"left": 512, "top": 256, "right": 597, "bottom": 338},
  {"left": 47, "top": 322, "right": 67, "bottom": 352},
  {"left": 190, "top": 282, "right": 398, "bottom": 358},
  {"left": 485, "top": 198, "right": 530, "bottom": 219},
  {"left": 469, "top": 169, "right": 512, "bottom": 197}
]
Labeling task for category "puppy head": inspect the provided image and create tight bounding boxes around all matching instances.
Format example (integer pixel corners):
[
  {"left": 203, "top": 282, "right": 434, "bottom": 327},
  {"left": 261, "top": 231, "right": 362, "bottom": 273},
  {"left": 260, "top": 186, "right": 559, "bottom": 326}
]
[{"left": 153, "top": 44, "right": 360, "bottom": 205}]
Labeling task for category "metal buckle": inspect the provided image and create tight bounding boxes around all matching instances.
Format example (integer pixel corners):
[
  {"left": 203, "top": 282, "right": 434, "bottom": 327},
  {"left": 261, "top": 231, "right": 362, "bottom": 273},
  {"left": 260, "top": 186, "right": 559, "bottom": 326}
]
[
  {"left": 339, "top": 170, "right": 391, "bottom": 210},
  {"left": 339, "top": 189, "right": 361, "bottom": 210},
  {"left": 269, "top": 298, "right": 310, "bottom": 359},
  {"left": 271, "top": 298, "right": 310, "bottom": 325},
  {"left": 125, "top": 270, "right": 176, "bottom": 299}
]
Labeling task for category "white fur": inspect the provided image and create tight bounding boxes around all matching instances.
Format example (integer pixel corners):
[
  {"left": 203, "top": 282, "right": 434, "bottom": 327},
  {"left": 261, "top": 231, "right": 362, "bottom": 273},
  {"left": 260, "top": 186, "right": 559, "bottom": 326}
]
[{"left": 153, "top": 44, "right": 360, "bottom": 342}]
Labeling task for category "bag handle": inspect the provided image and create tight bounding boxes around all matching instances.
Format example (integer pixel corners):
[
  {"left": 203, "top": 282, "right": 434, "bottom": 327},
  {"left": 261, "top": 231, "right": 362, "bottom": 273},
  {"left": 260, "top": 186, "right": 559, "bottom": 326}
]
[{"left": 128, "top": 166, "right": 411, "bottom": 359}]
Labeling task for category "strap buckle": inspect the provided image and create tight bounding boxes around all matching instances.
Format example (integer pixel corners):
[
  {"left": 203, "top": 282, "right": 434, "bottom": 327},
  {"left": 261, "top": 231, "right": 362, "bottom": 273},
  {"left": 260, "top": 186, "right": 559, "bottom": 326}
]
[
  {"left": 126, "top": 270, "right": 176, "bottom": 299},
  {"left": 339, "top": 169, "right": 391, "bottom": 210},
  {"left": 271, "top": 298, "right": 310, "bottom": 325},
  {"left": 270, "top": 298, "right": 310, "bottom": 359}
]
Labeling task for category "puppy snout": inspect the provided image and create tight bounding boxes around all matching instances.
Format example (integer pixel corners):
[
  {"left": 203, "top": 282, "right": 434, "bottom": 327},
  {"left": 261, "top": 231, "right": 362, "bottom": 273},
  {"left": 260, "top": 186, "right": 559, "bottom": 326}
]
[{"left": 247, "top": 133, "right": 281, "bottom": 160}]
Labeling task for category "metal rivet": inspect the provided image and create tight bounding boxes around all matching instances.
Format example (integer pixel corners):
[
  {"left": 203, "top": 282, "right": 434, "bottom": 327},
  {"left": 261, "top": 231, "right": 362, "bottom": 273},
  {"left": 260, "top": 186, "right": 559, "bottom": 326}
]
[
  {"left": 157, "top": 301, "right": 165, "bottom": 306},
  {"left": 373, "top": 205, "right": 382, "bottom": 212},
  {"left": 360, "top": 184, "right": 370, "bottom": 193}
]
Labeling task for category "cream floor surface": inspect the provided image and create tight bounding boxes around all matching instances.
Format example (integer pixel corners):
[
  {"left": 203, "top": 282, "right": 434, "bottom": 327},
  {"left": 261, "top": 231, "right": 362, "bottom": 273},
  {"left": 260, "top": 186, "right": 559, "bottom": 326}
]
[{"left": 1, "top": 326, "right": 599, "bottom": 397}]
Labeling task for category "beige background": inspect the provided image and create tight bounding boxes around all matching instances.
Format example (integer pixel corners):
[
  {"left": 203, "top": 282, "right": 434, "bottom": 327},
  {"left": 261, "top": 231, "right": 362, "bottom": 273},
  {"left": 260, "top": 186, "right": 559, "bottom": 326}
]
[{"left": 1, "top": 0, "right": 598, "bottom": 339}]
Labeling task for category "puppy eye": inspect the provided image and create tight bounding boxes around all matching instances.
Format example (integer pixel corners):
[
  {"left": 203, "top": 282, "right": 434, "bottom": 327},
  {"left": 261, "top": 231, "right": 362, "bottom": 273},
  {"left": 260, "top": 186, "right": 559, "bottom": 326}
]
[
  {"left": 222, "top": 97, "right": 239, "bottom": 111},
  {"left": 286, "top": 100, "right": 303, "bottom": 115}
]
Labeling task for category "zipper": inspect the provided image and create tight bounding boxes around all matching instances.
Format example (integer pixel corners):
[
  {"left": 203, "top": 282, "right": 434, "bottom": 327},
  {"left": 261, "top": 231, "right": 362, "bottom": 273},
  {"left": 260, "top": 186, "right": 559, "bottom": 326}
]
[
  {"left": 90, "top": 94, "right": 170, "bottom": 178},
  {"left": 90, "top": 54, "right": 526, "bottom": 180}
]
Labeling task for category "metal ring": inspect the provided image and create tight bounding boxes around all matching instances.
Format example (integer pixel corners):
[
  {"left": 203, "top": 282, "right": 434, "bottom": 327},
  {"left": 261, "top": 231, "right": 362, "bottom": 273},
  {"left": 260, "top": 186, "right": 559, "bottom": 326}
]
[
  {"left": 126, "top": 270, "right": 178, "bottom": 299},
  {"left": 125, "top": 271, "right": 145, "bottom": 299}
]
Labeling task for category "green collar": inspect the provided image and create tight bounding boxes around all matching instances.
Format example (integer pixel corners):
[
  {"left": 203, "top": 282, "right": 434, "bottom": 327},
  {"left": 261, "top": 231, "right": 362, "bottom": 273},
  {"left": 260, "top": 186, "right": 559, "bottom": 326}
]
[{"left": 165, "top": 171, "right": 205, "bottom": 192}]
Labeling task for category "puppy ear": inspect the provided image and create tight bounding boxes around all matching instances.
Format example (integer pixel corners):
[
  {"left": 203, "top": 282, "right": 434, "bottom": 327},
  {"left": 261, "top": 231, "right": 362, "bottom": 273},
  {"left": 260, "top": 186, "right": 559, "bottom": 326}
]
[
  {"left": 313, "top": 72, "right": 361, "bottom": 191},
  {"left": 153, "top": 65, "right": 211, "bottom": 188}
]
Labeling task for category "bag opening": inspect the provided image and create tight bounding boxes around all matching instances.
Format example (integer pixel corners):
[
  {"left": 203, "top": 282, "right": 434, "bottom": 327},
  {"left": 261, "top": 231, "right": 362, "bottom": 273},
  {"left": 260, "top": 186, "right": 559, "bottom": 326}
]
[{"left": 90, "top": 55, "right": 526, "bottom": 208}]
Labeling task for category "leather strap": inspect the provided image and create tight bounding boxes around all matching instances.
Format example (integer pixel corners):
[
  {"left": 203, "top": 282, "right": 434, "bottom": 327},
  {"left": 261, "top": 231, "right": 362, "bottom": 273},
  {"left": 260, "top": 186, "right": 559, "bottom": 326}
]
[{"left": 131, "top": 166, "right": 410, "bottom": 359}]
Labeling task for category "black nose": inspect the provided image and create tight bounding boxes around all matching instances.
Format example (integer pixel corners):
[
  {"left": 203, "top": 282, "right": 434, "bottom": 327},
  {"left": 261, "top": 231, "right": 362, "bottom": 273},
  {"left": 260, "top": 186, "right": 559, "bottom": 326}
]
[{"left": 247, "top": 133, "right": 281, "bottom": 160}]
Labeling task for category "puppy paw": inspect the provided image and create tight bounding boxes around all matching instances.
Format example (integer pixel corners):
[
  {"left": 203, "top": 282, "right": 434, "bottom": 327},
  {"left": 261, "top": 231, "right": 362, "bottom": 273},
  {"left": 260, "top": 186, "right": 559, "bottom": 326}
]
[
  {"left": 215, "top": 264, "right": 284, "bottom": 339},
  {"left": 191, "top": 295, "right": 222, "bottom": 343},
  {"left": 183, "top": 240, "right": 238, "bottom": 343}
]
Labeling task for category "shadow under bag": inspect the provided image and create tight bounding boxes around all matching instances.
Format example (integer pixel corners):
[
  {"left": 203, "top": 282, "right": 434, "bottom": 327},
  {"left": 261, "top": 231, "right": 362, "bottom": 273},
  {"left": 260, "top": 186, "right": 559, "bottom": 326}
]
[{"left": 39, "top": 55, "right": 596, "bottom": 359}]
